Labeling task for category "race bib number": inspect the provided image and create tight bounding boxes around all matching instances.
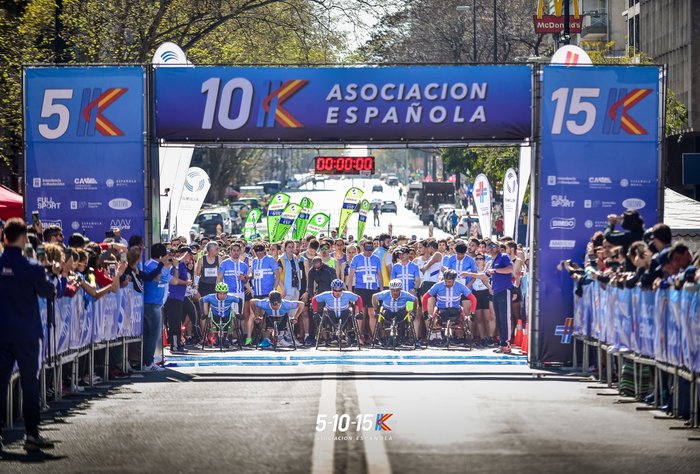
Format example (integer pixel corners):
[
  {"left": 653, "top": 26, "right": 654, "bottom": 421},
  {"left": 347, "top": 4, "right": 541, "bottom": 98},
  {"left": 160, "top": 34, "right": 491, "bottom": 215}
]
[
  {"left": 362, "top": 273, "right": 376, "bottom": 284},
  {"left": 204, "top": 268, "right": 217, "bottom": 278},
  {"left": 254, "top": 270, "right": 264, "bottom": 280}
]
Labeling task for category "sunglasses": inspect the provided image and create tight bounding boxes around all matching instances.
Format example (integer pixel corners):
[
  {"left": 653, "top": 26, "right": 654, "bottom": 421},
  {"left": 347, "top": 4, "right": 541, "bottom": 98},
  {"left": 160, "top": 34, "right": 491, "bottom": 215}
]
[
  {"left": 320, "top": 246, "right": 330, "bottom": 250},
  {"left": 254, "top": 248, "right": 265, "bottom": 252},
  {"left": 476, "top": 257, "right": 485, "bottom": 261}
]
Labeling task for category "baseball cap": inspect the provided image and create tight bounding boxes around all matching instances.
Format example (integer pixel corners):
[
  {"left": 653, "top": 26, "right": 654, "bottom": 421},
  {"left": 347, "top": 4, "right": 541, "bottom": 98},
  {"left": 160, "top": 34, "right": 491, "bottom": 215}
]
[
  {"left": 177, "top": 245, "right": 193, "bottom": 254},
  {"left": 657, "top": 247, "right": 671, "bottom": 267}
]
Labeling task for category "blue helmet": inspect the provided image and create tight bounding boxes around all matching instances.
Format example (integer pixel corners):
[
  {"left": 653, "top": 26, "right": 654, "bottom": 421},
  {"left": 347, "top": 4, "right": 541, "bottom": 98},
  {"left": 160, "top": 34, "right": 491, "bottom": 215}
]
[{"left": 331, "top": 279, "right": 345, "bottom": 290}]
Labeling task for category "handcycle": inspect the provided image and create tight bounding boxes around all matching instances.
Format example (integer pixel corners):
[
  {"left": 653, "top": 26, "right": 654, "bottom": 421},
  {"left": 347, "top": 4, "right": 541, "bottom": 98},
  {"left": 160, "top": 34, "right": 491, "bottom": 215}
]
[
  {"left": 314, "top": 305, "right": 362, "bottom": 351},
  {"left": 201, "top": 309, "right": 245, "bottom": 351},
  {"left": 423, "top": 307, "right": 474, "bottom": 350},
  {"left": 371, "top": 302, "right": 417, "bottom": 351}
]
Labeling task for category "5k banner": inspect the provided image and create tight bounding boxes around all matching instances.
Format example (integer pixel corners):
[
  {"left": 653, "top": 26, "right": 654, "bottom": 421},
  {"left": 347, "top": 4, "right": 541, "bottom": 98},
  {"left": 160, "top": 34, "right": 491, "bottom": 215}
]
[
  {"left": 155, "top": 66, "right": 532, "bottom": 142},
  {"left": 24, "top": 67, "right": 145, "bottom": 241},
  {"left": 538, "top": 65, "right": 661, "bottom": 363}
]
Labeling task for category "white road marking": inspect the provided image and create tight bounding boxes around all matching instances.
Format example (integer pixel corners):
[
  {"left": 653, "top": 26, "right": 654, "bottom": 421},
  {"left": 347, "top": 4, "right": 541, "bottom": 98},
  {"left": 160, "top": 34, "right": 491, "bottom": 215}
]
[
  {"left": 311, "top": 364, "right": 337, "bottom": 474},
  {"left": 355, "top": 377, "right": 392, "bottom": 474}
]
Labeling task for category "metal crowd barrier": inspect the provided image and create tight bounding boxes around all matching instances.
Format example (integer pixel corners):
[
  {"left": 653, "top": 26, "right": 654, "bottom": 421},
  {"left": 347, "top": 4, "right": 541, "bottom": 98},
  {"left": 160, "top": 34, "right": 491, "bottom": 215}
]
[
  {"left": 5, "top": 284, "right": 143, "bottom": 429},
  {"left": 571, "top": 281, "right": 700, "bottom": 429}
]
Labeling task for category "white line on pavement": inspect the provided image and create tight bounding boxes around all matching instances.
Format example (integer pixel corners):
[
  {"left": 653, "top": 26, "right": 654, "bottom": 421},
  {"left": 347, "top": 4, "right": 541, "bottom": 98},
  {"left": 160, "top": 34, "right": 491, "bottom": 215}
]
[
  {"left": 355, "top": 376, "right": 392, "bottom": 474},
  {"left": 311, "top": 364, "right": 336, "bottom": 474}
]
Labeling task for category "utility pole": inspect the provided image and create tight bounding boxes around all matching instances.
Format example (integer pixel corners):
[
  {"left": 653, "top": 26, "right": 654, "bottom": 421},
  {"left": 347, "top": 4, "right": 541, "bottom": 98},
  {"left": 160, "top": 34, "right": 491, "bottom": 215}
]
[
  {"left": 563, "top": 0, "right": 571, "bottom": 45},
  {"left": 493, "top": 0, "right": 497, "bottom": 61}
]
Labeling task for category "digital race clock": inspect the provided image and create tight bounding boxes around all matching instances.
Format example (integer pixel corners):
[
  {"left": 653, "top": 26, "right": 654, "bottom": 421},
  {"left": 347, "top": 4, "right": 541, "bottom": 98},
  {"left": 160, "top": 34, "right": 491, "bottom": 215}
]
[{"left": 314, "top": 156, "right": 375, "bottom": 175}]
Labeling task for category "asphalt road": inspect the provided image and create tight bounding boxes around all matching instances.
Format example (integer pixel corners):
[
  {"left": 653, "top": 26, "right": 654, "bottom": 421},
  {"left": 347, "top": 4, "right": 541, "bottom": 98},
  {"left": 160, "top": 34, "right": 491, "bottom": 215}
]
[{"left": 1, "top": 349, "right": 699, "bottom": 473}]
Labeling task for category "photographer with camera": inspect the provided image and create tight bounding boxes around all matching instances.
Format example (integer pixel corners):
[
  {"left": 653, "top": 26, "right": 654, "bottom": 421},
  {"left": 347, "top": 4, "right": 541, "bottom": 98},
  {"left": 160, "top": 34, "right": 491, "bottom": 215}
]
[
  {"left": 142, "top": 243, "right": 174, "bottom": 372},
  {"left": 0, "top": 218, "right": 57, "bottom": 451}
]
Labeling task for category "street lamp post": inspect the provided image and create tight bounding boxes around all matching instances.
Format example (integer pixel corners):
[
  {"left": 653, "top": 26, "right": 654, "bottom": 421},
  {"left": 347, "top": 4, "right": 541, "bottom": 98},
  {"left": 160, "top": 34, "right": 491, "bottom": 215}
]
[
  {"left": 493, "top": 0, "right": 497, "bottom": 62},
  {"left": 456, "top": 3, "right": 477, "bottom": 63}
]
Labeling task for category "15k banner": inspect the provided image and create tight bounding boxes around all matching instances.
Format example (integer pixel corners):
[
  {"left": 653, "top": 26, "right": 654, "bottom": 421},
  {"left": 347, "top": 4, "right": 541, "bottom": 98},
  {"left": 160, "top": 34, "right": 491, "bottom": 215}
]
[
  {"left": 503, "top": 168, "right": 518, "bottom": 239},
  {"left": 471, "top": 174, "right": 492, "bottom": 239},
  {"left": 357, "top": 199, "right": 371, "bottom": 239},
  {"left": 306, "top": 213, "right": 330, "bottom": 237},
  {"left": 272, "top": 203, "right": 301, "bottom": 242},
  {"left": 243, "top": 208, "right": 262, "bottom": 241},
  {"left": 266, "top": 193, "right": 290, "bottom": 241},
  {"left": 538, "top": 65, "right": 661, "bottom": 364},
  {"left": 338, "top": 187, "right": 364, "bottom": 236},
  {"left": 24, "top": 67, "right": 145, "bottom": 242},
  {"left": 155, "top": 66, "right": 532, "bottom": 143},
  {"left": 292, "top": 197, "right": 314, "bottom": 240}
]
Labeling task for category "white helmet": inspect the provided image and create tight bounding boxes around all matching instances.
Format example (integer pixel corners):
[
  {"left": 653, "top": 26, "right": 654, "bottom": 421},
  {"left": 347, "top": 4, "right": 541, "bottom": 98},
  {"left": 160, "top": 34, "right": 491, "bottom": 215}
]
[{"left": 389, "top": 279, "right": 403, "bottom": 290}]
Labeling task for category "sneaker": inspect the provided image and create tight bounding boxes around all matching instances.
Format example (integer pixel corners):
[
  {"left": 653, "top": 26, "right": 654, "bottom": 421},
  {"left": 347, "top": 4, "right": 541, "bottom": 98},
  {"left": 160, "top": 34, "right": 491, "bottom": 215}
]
[
  {"left": 81, "top": 374, "right": 102, "bottom": 385},
  {"left": 110, "top": 368, "right": 130, "bottom": 379},
  {"left": 143, "top": 363, "right": 165, "bottom": 372},
  {"left": 177, "top": 346, "right": 188, "bottom": 353},
  {"left": 244, "top": 337, "right": 253, "bottom": 347},
  {"left": 24, "top": 434, "right": 55, "bottom": 451},
  {"left": 259, "top": 338, "right": 272, "bottom": 348},
  {"left": 415, "top": 340, "right": 423, "bottom": 349},
  {"left": 278, "top": 334, "right": 294, "bottom": 348},
  {"left": 170, "top": 346, "right": 183, "bottom": 354},
  {"left": 304, "top": 336, "right": 316, "bottom": 346}
]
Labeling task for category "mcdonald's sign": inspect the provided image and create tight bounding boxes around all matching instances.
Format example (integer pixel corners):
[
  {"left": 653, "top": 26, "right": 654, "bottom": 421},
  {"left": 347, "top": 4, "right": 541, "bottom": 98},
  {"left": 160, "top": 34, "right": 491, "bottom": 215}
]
[{"left": 533, "top": 0, "right": 582, "bottom": 34}]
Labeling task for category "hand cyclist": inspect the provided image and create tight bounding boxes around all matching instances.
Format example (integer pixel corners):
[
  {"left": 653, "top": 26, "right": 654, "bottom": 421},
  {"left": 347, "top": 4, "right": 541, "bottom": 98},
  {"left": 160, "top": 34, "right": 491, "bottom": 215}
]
[
  {"left": 422, "top": 269, "right": 476, "bottom": 346},
  {"left": 200, "top": 282, "right": 241, "bottom": 348},
  {"left": 371, "top": 279, "right": 419, "bottom": 348},
  {"left": 250, "top": 291, "right": 305, "bottom": 348},
  {"left": 311, "top": 279, "right": 363, "bottom": 345}
]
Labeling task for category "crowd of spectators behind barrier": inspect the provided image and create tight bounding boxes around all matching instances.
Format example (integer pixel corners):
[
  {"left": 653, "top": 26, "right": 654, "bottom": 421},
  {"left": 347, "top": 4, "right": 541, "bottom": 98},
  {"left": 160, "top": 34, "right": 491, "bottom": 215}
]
[
  {"left": 562, "top": 209, "right": 700, "bottom": 419},
  {"left": 563, "top": 210, "right": 698, "bottom": 296}
]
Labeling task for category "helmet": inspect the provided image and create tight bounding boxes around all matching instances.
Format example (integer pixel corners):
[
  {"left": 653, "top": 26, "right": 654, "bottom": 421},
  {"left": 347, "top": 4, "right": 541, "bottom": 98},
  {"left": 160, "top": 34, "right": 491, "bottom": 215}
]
[
  {"left": 389, "top": 279, "right": 403, "bottom": 290},
  {"left": 443, "top": 269, "right": 458, "bottom": 281},
  {"left": 269, "top": 291, "right": 282, "bottom": 304},
  {"left": 215, "top": 282, "right": 229, "bottom": 293},
  {"left": 331, "top": 279, "right": 345, "bottom": 290}
]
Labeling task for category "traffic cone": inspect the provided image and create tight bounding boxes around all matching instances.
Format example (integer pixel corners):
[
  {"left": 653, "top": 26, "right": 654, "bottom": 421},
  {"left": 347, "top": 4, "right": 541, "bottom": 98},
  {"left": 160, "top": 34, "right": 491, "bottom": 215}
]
[
  {"left": 163, "top": 328, "right": 168, "bottom": 347},
  {"left": 520, "top": 324, "right": 529, "bottom": 355},
  {"left": 513, "top": 319, "right": 523, "bottom": 347}
]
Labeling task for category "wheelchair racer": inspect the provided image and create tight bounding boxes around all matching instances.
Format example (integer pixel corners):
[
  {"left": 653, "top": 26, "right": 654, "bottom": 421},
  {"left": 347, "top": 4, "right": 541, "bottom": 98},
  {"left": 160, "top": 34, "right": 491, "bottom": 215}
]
[
  {"left": 371, "top": 279, "right": 419, "bottom": 348},
  {"left": 200, "top": 282, "right": 241, "bottom": 347},
  {"left": 250, "top": 291, "right": 305, "bottom": 348},
  {"left": 422, "top": 269, "right": 476, "bottom": 345},
  {"left": 311, "top": 279, "right": 364, "bottom": 341}
]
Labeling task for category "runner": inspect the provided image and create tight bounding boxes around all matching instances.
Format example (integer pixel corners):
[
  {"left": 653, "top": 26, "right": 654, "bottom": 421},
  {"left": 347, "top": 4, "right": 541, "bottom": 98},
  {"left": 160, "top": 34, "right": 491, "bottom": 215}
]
[
  {"left": 372, "top": 279, "right": 419, "bottom": 348},
  {"left": 201, "top": 282, "right": 241, "bottom": 348},
  {"left": 250, "top": 291, "right": 305, "bottom": 348},
  {"left": 348, "top": 239, "right": 383, "bottom": 343}
]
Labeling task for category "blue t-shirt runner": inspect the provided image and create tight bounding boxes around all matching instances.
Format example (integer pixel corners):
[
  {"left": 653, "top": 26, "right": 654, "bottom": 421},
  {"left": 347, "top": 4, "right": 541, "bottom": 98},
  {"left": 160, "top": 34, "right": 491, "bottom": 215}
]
[
  {"left": 201, "top": 293, "right": 241, "bottom": 318},
  {"left": 374, "top": 289, "right": 416, "bottom": 313},
  {"left": 490, "top": 252, "right": 514, "bottom": 294},
  {"left": 251, "top": 255, "right": 277, "bottom": 296},
  {"left": 427, "top": 280, "right": 473, "bottom": 309},
  {"left": 314, "top": 290, "right": 360, "bottom": 315},
  {"left": 218, "top": 258, "right": 248, "bottom": 294},
  {"left": 391, "top": 262, "right": 420, "bottom": 292},
  {"left": 445, "top": 255, "right": 477, "bottom": 286},
  {"left": 350, "top": 254, "right": 382, "bottom": 290},
  {"left": 254, "top": 298, "right": 299, "bottom": 316}
]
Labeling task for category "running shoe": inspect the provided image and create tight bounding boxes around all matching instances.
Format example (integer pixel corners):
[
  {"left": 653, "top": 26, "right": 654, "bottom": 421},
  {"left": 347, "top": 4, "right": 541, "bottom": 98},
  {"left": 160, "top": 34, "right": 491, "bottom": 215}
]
[
  {"left": 304, "top": 335, "right": 316, "bottom": 346},
  {"left": 244, "top": 337, "right": 253, "bottom": 347},
  {"left": 24, "top": 434, "right": 55, "bottom": 451},
  {"left": 143, "top": 363, "right": 165, "bottom": 372},
  {"left": 259, "top": 338, "right": 272, "bottom": 348},
  {"left": 278, "top": 334, "right": 294, "bottom": 348}
]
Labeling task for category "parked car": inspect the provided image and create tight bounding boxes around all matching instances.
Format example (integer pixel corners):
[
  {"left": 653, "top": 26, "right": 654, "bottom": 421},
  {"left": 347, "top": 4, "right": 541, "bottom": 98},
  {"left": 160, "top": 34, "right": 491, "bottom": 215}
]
[
  {"left": 196, "top": 206, "right": 233, "bottom": 237},
  {"left": 372, "top": 184, "right": 383, "bottom": 192},
  {"left": 286, "top": 178, "right": 301, "bottom": 189},
  {"left": 456, "top": 216, "right": 474, "bottom": 236},
  {"left": 386, "top": 176, "right": 399, "bottom": 187},
  {"left": 370, "top": 198, "right": 383, "bottom": 208},
  {"left": 380, "top": 200, "right": 397, "bottom": 213}
]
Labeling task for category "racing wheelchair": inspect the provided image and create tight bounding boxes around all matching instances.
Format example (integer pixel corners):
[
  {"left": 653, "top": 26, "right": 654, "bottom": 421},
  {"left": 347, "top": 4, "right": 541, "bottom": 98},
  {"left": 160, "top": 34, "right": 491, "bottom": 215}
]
[
  {"left": 252, "top": 312, "right": 298, "bottom": 351},
  {"left": 314, "top": 305, "right": 362, "bottom": 351},
  {"left": 423, "top": 307, "right": 473, "bottom": 350},
  {"left": 371, "top": 302, "right": 417, "bottom": 350},
  {"left": 201, "top": 308, "right": 245, "bottom": 351}
]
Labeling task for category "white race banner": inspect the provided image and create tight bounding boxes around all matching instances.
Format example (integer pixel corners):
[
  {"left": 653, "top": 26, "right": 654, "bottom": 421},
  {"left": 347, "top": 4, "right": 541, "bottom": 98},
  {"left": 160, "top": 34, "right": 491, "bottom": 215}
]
[
  {"left": 502, "top": 168, "right": 518, "bottom": 239},
  {"left": 175, "top": 167, "right": 210, "bottom": 238},
  {"left": 471, "top": 173, "right": 492, "bottom": 239},
  {"left": 159, "top": 145, "right": 193, "bottom": 235},
  {"left": 517, "top": 144, "right": 532, "bottom": 241}
]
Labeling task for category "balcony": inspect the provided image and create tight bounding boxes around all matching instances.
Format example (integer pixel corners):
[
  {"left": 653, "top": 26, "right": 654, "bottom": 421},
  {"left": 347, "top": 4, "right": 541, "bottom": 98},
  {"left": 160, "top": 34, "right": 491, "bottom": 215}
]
[{"left": 581, "top": 11, "right": 608, "bottom": 41}]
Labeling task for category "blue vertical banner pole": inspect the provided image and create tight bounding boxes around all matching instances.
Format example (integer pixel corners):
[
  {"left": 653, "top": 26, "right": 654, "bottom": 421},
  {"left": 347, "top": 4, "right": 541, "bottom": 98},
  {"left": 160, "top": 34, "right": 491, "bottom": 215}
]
[
  {"left": 536, "top": 65, "right": 662, "bottom": 364},
  {"left": 24, "top": 67, "right": 146, "bottom": 242}
]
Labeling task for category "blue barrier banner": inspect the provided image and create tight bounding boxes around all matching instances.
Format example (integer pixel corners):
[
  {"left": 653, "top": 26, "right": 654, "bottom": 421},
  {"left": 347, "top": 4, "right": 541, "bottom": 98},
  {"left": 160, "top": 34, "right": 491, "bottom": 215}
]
[
  {"left": 154, "top": 66, "right": 532, "bottom": 142},
  {"left": 638, "top": 289, "right": 656, "bottom": 357},
  {"left": 616, "top": 288, "right": 633, "bottom": 351},
  {"left": 690, "top": 293, "right": 700, "bottom": 372},
  {"left": 653, "top": 289, "right": 669, "bottom": 363},
  {"left": 24, "top": 67, "right": 145, "bottom": 242},
  {"left": 680, "top": 289, "right": 694, "bottom": 369},
  {"left": 667, "top": 290, "right": 683, "bottom": 367},
  {"left": 539, "top": 66, "right": 661, "bottom": 363}
]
